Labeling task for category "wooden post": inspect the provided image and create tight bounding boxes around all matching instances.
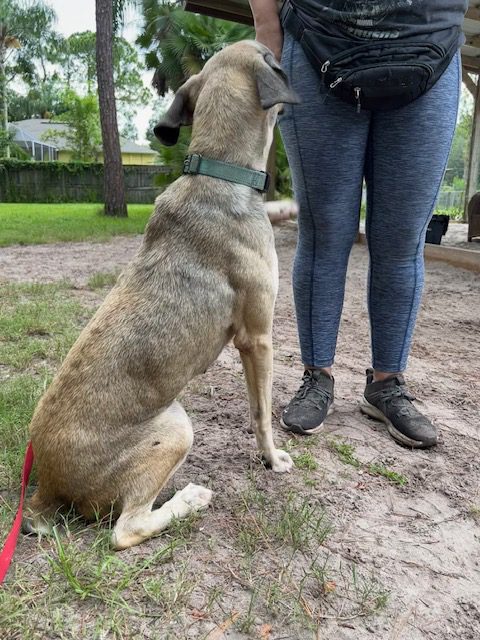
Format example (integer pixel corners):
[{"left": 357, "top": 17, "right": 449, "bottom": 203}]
[
  {"left": 464, "top": 72, "right": 480, "bottom": 222},
  {"left": 266, "top": 135, "right": 277, "bottom": 201}
]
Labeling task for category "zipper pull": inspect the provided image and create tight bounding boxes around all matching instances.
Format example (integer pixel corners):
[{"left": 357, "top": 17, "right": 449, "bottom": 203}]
[
  {"left": 330, "top": 77, "right": 343, "bottom": 89},
  {"left": 354, "top": 87, "right": 361, "bottom": 113},
  {"left": 321, "top": 60, "right": 331, "bottom": 73}
]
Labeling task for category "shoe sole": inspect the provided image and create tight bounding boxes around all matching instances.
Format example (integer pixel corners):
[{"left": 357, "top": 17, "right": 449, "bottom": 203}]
[
  {"left": 360, "top": 398, "right": 437, "bottom": 449},
  {"left": 280, "top": 404, "right": 335, "bottom": 436}
]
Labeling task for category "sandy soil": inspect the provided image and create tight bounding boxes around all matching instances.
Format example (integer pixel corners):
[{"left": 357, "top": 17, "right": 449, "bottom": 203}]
[{"left": 1, "top": 226, "right": 480, "bottom": 639}]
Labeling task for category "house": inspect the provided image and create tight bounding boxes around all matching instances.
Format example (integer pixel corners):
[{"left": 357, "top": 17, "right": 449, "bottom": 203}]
[{"left": 9, "top": 119, "right": 158, "bottom": 165}]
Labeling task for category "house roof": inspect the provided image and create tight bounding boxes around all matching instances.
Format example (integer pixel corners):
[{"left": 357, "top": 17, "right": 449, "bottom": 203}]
[{"left": 9, "top": 119, "right": 157, "bottom": 155}]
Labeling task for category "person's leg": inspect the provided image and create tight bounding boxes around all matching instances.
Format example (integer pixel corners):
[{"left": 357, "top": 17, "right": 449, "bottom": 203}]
[
  {"left": 362, "top": 53, "right": 461, "bottom": 447},
  {"left": 278, "top": 31, "right": 370, "bottom": 433}
]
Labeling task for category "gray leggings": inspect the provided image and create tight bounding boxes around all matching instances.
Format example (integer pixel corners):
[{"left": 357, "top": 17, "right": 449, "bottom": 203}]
[{"left": 278, "top": 31, "right": 460, "bottom": 372}]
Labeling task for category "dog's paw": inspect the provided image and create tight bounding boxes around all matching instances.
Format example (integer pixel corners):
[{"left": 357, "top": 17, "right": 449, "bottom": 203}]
[
  {"left": 178, "top": 483, "right": 213, "bottom": 511},
  {"left": 271, "top": 449, "right": 294, "bottom": 473}
]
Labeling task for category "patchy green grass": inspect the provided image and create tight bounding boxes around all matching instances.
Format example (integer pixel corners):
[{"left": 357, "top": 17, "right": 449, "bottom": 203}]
[
  {"left": 0, "top": 514, "right": 198, "bottom": 640},
  {"left": 468, "top": 504, "right": 480, "bottom": 522},
  {"left": 0, "top": 282, "right": 91, "bottom": 488},
  {"left": 0, "top": 374, "right": 48, "bottom": 488},
  {"left": 328, "top": 439, "right": 408, "bottom": 486},
  {"left": 87, "top": 270, "right": 120, "bottom": 290},
  {"left": 0, "top": 282, "right": 87, "bottom": 370},
  {"left": 231, "top": 472, "right": 388, "bottom": 633},
  {"left": 328, "top": 439, "right": 361, "bottom": 468},
  {"left": 0, "top": 203, "right": 153, "bottom": 247},
  {"left": 294, "top": 451, "right": 319, "bottom": 471},
  {"left": 367, "top": 463, "right": 408, "bottom": 487}
]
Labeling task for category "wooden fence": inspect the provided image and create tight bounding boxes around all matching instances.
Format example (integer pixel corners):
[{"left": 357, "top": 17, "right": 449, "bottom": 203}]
[{"left": 0, "top": 162, "right": 172, "bottom": 204}]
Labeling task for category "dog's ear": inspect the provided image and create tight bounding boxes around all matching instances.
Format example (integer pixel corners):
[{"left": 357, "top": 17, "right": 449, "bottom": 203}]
[
  {"left": 153, "top": 76, "right": 201, "bottom": 146},
  {"left": 255, "top": 50, "right": 299, "bottom": 109}
]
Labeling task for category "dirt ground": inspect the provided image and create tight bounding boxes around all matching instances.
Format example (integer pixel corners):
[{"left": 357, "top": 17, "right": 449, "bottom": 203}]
[{"left": 1, "top": 225, "right": 480, "bottom": 639}]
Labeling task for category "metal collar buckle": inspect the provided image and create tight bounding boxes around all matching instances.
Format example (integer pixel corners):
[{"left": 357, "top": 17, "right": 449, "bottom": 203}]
[{"left": 183, "top": 153, "right": 201, "bottom": 174}]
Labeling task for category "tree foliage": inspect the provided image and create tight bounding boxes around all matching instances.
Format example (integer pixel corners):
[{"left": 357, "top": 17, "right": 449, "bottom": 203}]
[
  {"left": 0, "top": 0, "right": 59, "bottom": 156},
  {"left": 7, "top": 78, "right": 69, "bottom": 121},
  {"left": 56, "top": 31, "right": 149, "bottom": 107},
  {"left": 43, "top": 91, "right": 102, "bottom": 163}
]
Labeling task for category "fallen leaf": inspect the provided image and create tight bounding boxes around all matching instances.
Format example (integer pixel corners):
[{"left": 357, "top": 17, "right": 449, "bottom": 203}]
[
  {"left": 259, "top": 623, "right": 272, "bottom": 639},
  {"left": 190, "top": 608, "right": 208, "bottom": 620},
  {"left": 323, "top": 580, "right": 337, "bottom": 593}
]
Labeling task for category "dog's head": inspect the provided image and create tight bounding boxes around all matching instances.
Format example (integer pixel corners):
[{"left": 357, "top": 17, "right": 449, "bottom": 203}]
[{"left": 153, "top": 41, "right": 298, "bottom": 147}]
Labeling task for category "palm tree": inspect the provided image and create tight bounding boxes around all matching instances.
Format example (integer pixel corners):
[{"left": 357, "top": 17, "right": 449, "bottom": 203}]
[
  {"left": 95, "top": 0, "right": 127, "bottom": 216},
  {"left": 137, "top": 2, "right": 284, "bottom": 200},
  {"left": 137, "top": 0, "right": 254, "bottom": 95}
]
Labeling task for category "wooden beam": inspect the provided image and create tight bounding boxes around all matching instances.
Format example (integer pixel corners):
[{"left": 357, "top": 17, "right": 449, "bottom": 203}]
[
  {"left": 465, "top": 34, "right": 480, "bottom": 48},
  {"left": 466, "top": 7, "right": 480, "bottom": 21},
  {"left": 463, "top": 69, "right": 478, "bottom": 96},
  {"left": 464, "top": 74, "right": 480, "bottom": 221},
  {"left": 183, "top": 1, "right": 253, "bottom": 24},
  {"left": 462, "top": 54, "right": 480, "bottom": 72}
]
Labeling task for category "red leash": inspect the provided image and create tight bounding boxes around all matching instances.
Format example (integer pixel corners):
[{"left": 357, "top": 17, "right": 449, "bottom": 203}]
[{"left": 0, "top": 442, "right": 34, "bottom": 585}]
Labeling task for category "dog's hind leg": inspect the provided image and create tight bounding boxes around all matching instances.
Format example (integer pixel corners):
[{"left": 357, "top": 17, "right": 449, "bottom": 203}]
[
  {"left": 111, "top": 401, "right": 212, "bottom": 550},
  {"left": 235, "top": 330, "right": 293, "bottom": 474}
]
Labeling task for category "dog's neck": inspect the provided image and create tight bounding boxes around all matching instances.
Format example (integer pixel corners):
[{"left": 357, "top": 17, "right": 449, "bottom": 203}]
[
  {"left": 188, "top": 100, "right": 272, "bottom": 172},
  {"left": 188, "top": 129, "right": 269, "bottom": 172}
]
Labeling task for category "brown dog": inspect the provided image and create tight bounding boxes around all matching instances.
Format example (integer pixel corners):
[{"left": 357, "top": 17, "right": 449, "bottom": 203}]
[{"left": 23, "top": 41, "right": 298, "bottom": 550}]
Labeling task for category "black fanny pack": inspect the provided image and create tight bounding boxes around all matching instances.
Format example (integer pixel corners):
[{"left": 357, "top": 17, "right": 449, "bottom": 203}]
[{"left": 280, "top": 0, "right": 461, "bottom": 111}]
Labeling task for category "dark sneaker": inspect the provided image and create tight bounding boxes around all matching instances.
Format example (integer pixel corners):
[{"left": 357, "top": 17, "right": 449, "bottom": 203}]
[
  {"left": 281, "top": 370, "right": 334, "bottom": 435},
  {"left": 361, "top": 369, "right": 437, "bottom": 448}
]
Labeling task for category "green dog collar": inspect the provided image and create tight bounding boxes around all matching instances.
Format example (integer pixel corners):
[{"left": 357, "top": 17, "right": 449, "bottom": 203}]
[{"left": 183, "top": 154, "right": 270, "bottom": 193}]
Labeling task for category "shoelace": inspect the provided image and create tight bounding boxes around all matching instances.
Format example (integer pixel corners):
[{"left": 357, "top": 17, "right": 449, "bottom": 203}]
[
  {"left": 291, "top": 372, "right": 331, "bottom": 408},
  {"left": 376, "top": 385, "right": 418, "bottom": 418},
  {"left": 379, "top": 385, "right": 416, "bottom": 402}
]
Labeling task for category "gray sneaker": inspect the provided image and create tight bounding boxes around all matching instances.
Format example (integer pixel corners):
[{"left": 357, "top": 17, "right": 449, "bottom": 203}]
[
  {"left": 281, "top": 370, "right": 334, "bottom": 435},
  {"left": 361, "top": 368, "right": 437, "bottom": 448}
]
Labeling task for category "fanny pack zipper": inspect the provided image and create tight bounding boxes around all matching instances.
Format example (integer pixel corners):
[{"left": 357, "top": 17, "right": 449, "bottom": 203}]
[
  {"left": 328, "top": 61, "right": 434, "bottom": 113},
  {"left": 318, "top": 40, "right": 444, "bottom": 75}
]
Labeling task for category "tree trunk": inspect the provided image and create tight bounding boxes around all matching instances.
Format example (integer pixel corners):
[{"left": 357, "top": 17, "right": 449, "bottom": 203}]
[
  {"left": 0, "top": 48, "right": 11, "bottom": 159},
  {"left": 95, "top": 0, "right": 127, "bottom": 216}
]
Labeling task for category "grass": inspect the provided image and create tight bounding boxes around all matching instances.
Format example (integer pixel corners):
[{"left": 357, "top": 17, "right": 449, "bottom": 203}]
[
  {"left": 0, "top": 515, "right": 195, "bottom": 640},
  {"left": 231, "top": 473, "right": 388, "bottom": 633},
  {"left": 87, "top": 270, "right": 120, "bottom": 290},
  {"left": 0, "top": 282, "right": 87, "bottom": 369},
  {"left": 237, "top": 474, "right": 332, "bottom": 556},
  {"left": 328, "top": 440, "right": 361, "bottom": 469},
  {"left": 328, "top": 439, "right": 408, "bottom": 486},
  {"left": 0, "top": 203, "right": 153, "bottom": 247},
  {"left": 468, "top": 504, "right": 480, "bottom": 522},
  {"left": 0, "top": 280, "right": 391, "bottom": 638},
  {"left": 294, "top": 451, "right": 319, "bottom": 471},
  {"left": 0, "top": 282, "right": 91, "bottom": 488}
]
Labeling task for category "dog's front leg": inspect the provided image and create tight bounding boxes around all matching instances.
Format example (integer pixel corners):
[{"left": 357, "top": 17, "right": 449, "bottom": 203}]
[{"left": 235, "top": 331, "right": 293, "bottom": 473}]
